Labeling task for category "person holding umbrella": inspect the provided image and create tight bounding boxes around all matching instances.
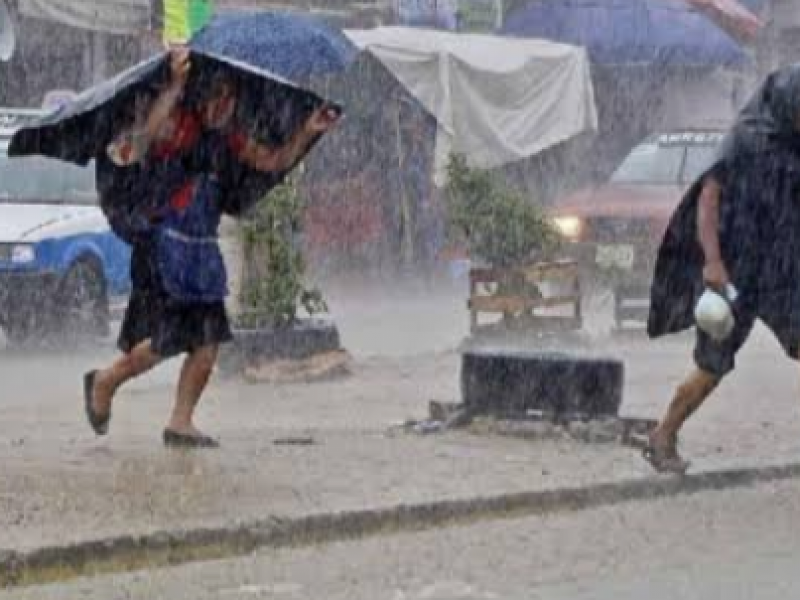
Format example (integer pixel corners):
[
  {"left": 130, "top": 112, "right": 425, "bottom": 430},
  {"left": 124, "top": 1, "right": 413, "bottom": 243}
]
[
  {"left": 645, "top": 65, "right": 800, "bottom": 473},
  {"left": 83, "top": 48, "right": 340, "bottom": 448}
]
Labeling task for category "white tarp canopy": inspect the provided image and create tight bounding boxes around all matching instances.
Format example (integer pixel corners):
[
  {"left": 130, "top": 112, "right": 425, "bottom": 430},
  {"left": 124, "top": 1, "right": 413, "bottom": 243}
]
[
  {"left": 19, "top": 0, "right": 150, "bottom": 34},
  {"left": 345, "top": 27, "right": 598, "bottom": 184}
]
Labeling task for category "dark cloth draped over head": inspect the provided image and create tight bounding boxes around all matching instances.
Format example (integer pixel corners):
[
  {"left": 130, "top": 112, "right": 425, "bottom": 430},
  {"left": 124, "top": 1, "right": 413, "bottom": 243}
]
[
  {"left": 648, "top": 64, "right": 800, "bottom": 339},
  {"left": 9, "top": 50, "right": 335, "bottom": 243},
  {"left": 95, "top": 129, "right": 285, "bottom": 246}
]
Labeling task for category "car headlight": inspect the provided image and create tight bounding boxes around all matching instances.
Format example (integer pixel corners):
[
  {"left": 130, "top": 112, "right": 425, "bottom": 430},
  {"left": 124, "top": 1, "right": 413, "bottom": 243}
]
[
  {"left": 554, "top": 216, "right": 584, "bottom": 241},
  {"left": 11, "top": 244, "right": 36, "bottom": 264}
]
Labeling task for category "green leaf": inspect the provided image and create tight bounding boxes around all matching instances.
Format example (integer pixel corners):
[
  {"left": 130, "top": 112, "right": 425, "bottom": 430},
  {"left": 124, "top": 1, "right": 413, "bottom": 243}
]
[
  {"left": 237, "top": 172, "right": 328, "bottom": 326},
  {"left": 445, "top": 153, "right": 560, "bottom": 267}
]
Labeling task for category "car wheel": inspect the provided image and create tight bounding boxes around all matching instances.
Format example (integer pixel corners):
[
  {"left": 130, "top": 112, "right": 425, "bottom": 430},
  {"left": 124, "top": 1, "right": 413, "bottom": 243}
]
[{"left": 56, "top": 259, "right": 110, "bottom": 344}]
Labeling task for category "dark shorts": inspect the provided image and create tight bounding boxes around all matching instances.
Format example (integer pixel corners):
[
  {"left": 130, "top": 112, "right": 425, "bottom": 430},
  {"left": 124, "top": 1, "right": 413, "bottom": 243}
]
[
  {"left": 119, "top": 242, "right": 233, "bottom": 358},
  {"left": 694, "top": 295, "right": 800, "bottom": 378}
]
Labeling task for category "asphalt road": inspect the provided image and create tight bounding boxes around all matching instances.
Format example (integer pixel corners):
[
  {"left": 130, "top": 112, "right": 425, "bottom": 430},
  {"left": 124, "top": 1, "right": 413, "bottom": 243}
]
[{"left": 5, "top": 480, "right": 800, "bottom": 599}]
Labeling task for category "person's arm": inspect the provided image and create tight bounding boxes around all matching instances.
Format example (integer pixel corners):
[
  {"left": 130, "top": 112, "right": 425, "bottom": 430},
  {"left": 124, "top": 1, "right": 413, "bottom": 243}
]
[
  {"left": 697, "top": 175, "right": 729, "bottom": 291},
  {"left": 235, "top": 106, "right": 339, "bottom": 173},
  {"left": 106, "top": 49, "right": 190, "bottom": 166}
]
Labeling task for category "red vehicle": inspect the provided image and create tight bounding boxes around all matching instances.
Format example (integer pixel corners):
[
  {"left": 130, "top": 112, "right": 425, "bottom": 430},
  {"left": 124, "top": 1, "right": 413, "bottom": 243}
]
[{"left": 551, "top": 129, "right": 725, "bottom": 328}]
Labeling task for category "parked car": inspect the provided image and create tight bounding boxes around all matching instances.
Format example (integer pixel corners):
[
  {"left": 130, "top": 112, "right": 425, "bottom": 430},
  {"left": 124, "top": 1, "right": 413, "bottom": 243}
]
[
  {"left": 551, "top": 129, "right": 725, "bottom": 328},
  {"left": 0, "top": 108, "right": 131, "bottom": 345}
]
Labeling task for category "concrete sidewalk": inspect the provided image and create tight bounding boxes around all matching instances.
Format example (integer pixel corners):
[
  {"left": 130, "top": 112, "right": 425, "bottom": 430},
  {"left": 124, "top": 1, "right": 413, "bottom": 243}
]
[
  {"left": 2, "top": 319, "right": 800, "bottom": 584},
  {"left": 0, "top": 350, "right": 639, "bottom": 552}
]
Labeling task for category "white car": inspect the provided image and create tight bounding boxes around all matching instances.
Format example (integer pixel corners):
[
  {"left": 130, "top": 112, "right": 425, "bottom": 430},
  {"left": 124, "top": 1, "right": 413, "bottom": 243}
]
[{"left": 0, "top": 109, "right": 131, "bottom": 345}]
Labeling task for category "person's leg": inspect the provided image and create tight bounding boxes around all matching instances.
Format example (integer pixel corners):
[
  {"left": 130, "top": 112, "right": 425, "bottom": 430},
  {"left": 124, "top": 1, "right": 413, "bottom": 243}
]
[
  {"left": 92, "top": 340, "right": 162, "bottom": 418},
  {"left": 650, "top": 369, "right": 720, "bottom": 449},
  {"left": 645, "top": 310, "right": 754, "bottom": 472},
  {"left": 166, "top": 343, "right": 219, "bottom": 436},
  {"left": 89, "top": 241, "right": 163, "bottom": 423}
]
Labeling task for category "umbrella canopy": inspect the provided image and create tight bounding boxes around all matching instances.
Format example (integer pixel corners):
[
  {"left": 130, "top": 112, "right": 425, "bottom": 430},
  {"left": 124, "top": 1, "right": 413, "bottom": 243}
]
[
  {"left": 346, "top": 27, "right": 597, "bottom": 181},
  {"left": 683, "top": 0, "right": 763, "bottom": 42},
  {"left": 190, "top": 12, "right": 359, "bottom": 83},
  {"left": 9, "top": 44, "right": 342, "bottom": 212},
  {"left": 9, "top": 50, "right": 335, "bottom": 164},
  {"left": 501, "top": 0, "right": 750, "bottom": 68},
  {"left": 737, "top": 0, "right": 766, "bottom": 11}
]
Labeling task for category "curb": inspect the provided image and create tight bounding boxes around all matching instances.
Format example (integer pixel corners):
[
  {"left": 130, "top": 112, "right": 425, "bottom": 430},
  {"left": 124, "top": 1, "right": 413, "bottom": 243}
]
[{"left": 3, "top": 460, "right": 800, "bottom": 588}]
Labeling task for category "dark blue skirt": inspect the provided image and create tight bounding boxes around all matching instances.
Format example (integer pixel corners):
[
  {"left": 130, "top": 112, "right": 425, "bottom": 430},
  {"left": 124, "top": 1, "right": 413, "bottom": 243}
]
[{"left": 119, "top": 240, "right": 233, "bottom": 358}]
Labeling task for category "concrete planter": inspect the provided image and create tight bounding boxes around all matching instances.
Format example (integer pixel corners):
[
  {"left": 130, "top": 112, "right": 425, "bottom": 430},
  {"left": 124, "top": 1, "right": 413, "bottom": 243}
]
[
  {"left": 218, "top": 215, "right": 349, "bottom": 383},
  {"left": 461, "top": 349, "right": 624, "bottom": 419},
  {"left": 219, "top": 319, "right": 349, "bottom": 383}
]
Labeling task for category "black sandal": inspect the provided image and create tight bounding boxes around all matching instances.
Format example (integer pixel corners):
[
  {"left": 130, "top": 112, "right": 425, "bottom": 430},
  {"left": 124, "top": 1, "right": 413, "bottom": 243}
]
[
  {"left": 83, "top": 371, "right": 110, "bottom": 436},
  {"left": 163, "top": 429, "right": 220, "bottom": 449},
  {"left": 642, "top": 435, "right": 690, "bottom": 475}
]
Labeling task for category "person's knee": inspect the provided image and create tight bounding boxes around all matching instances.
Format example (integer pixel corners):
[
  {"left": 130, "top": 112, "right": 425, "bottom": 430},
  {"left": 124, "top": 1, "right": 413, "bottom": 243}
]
[
  {"left": 126, "top": 346, "right": 160, "bottom": 373},
  {"left": 680, "top": 369, "right": 720, "bottom": 398},
  {"left": 116, "top": 352, "right": 147, "bottom": 375}
]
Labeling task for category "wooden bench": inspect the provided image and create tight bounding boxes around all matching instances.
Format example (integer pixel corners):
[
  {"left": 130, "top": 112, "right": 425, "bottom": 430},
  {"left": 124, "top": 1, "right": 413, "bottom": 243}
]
[{"left": 468, "top": 260, "right": 582, "bottom": 334}]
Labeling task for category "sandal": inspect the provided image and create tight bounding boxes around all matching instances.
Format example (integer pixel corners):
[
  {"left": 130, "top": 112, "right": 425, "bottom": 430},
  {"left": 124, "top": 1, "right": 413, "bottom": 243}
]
[
  {"left": 163, "top": 429, "right": 220, "bottom": 449},
  {"left": 642, "top": 434, "right": 690, "bottom": 475},
  {"left": 83, "top": 371, "right": 111, "bottom": 436}
]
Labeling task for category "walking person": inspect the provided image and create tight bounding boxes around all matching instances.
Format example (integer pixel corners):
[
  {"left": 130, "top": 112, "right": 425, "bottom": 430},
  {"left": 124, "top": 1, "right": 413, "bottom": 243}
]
[
  {"left": 83, "top": 49, "right": 339, "bottom": 448},
  {"left": 645, "top": 65, "right": 800, "bottom": 473}
]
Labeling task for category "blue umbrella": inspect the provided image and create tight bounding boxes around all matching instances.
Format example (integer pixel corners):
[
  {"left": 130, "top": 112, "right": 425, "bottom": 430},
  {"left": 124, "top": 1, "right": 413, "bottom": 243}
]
[
  {"left": 190, "top": 11, "right": 359, "bottom": 82},
  {"left": 501, "top": 0, "right": 750, "bottom": 68},
  {"left": 738, "top": 0, "right": 766, "bottom": 10}
]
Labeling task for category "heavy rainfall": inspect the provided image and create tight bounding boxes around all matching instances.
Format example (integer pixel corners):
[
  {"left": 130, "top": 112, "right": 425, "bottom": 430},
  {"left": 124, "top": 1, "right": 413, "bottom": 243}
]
[{"left": 1, "top": 0, "right": 800, "bottom": 598}]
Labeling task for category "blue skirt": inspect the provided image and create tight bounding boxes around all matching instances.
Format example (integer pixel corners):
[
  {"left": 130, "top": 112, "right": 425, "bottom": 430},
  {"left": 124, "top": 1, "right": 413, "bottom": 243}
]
[{"left": 119, "top": 241, "right": 233, "bottom": 358}]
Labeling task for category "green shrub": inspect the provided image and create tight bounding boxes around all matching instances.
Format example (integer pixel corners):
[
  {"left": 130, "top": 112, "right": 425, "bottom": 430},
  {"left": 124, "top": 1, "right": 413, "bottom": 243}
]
[
  {"left": 445, "top": 154, "right": 559, "bottom": 268},
  {"left": 238, "top": 174, "right": 326, "bottom": 328}
]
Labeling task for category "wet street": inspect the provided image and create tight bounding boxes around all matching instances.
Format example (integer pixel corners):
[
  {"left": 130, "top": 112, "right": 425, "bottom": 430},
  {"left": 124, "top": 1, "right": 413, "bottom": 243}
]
[
  {"left": 3, "top": 287, "right": 800, "bottom": 597},
  {"left": 2, "top": 0, "right": 798, "bottom": 594},
  {"left": 2, "top": 285, "right": 800, "bottom": 466},
  {"left": 4, "top": 480, "right": 800, "bottom": 599},
  {"left": 4, "top": 0, "right": 799, "bottom": 593}
]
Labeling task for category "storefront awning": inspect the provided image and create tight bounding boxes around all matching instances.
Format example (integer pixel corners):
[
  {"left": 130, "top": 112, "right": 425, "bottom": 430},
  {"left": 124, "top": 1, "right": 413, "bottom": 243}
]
[
  {"left": 18, "top": 0, "right": 215, "bottom": 39},
  {"left": 19, "top": 0, "right": 151, "bottom": 34}
]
